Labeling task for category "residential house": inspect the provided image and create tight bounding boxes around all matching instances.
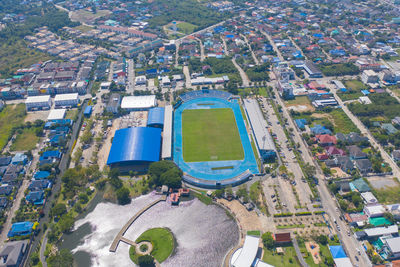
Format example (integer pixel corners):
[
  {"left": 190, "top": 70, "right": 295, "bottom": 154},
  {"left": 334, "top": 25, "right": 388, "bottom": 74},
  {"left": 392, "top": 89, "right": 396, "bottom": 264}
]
[
  {"left": 361, "top": 192, "right": 379, "bottom": 206},
  {"left": 351, "top": 178, "right": 371, "bottom": 192},
  {"left": 344, "top": 213, "right": 368, "bottom": 227},
  {"left": 310, "top": 124, "right": 332, "bottom": 135},
  {"left": 33, "top": 171, "right": 50, "bottom": 180},
  {"left": 316, "top": 134, "right": 337, "bottom": 146},
  {"left": 382, "top": 237, "right": 400, "bottom": 259},
  {"left": 364, "top": 204, "right": 385, "bottom": 218},
  {"left": 326, "top": 146, "right": 345, "bottom": 156},
  {"left": 355, "top": 159, "right": 373, "bottom": 174},
  {"left": 26, "top": 190, "right": 45, "bottom": 205},
  {"left": 0, "top": 197, "right": 7, "bottom": 209},
  {"left": 392, "top": 150, "right": 400, "bottom": 161},
  {"left": 11, "top": 153, "right": 28, "bottom": 165},
  {"left": 0, "top": 240, "right": 28, "bottom": 267},
  {"left": 2, "top": 165, "right": 23, "bottom": 185},
  {"left": 0, "top": 185, "right": 13, "bottom": 196},
  {"left": 347, "top": 145, "right": 367, "bottom": 160},
  {"left": 7, "top": 222, "right": 34, "bottom": 237},
  {"left": 28, "top": 179, "right": 51, "bottom": 191},
  {"left": 336, "top": 132, "right": 368, "bottom": 145},
  {"left": 0, "top": 156, "right": 11, "bottom": 166},
  {"left": 381, "top": 123, "right": 398, "bottom": 134}
]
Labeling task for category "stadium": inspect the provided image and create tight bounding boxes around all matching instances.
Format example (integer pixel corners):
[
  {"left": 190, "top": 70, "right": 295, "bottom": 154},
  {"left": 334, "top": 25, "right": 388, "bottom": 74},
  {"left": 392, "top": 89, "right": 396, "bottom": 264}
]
[{"left": 107, "top": 90, "right": 276, "bottom": 188}]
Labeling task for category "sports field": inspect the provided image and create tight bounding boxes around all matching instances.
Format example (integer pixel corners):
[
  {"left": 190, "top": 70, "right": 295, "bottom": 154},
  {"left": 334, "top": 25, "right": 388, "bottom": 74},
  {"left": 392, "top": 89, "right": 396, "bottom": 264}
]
[{"left": 182, "top": 108, "right": 244, "bottom": 162}]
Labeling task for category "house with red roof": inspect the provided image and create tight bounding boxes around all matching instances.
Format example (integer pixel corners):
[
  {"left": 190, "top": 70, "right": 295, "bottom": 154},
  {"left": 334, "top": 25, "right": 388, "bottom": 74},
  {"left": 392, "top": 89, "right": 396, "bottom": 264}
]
[
  {"left": 316, "top": 134, "right": 337, "bottom": 146},
  {"left": 274, "top": 233, "right": 291, "bottom": 244},
  {"left": 326, "top": 146, "right": 346, "bottom": 156}
]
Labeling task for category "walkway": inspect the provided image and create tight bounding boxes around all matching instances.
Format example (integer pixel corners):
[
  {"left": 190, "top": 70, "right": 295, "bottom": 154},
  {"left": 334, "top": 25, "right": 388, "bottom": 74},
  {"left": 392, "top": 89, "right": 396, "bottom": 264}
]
[
  {"left": 292, "top": 237, "right": 310, "bottom": 267},
  {"left": 109, "top": 195, "right": 167, "bottom": 252}
]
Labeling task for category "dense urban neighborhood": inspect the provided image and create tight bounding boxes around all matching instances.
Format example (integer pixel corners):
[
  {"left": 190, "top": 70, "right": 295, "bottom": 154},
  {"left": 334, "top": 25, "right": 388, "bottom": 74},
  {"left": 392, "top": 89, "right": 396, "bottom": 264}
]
[{"left": 2, "top": 0, "right": 400, "bottom": 267}]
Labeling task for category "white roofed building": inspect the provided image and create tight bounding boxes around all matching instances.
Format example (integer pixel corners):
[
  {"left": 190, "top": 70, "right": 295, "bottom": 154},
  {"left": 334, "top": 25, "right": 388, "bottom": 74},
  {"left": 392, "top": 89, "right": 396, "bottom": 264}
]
[
  {"left": 162, "top": 105, "right": 173, "bottom": 160},
  {"left": 25, "top": 95, "right": 51, "bottom": 111},
  {"left": 54, "top": 93, "right": 79, "bottom": 108},
  {"left": 121, "top": 95, "right": 156, "bottom": 111},
  {"left": 47, "top": 109, "right": 66, "bottom": 121}
]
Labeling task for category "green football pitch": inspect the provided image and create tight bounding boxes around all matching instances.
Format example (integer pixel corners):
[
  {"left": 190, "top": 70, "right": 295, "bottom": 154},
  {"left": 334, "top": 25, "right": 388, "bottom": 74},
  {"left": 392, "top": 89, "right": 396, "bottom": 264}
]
[{"left": 182, "top": 108, "right": 244, "bottom": 162}]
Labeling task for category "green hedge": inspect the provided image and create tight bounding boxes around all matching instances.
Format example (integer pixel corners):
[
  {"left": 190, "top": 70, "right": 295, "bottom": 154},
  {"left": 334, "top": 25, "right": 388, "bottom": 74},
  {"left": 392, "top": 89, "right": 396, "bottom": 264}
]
[
  {"left": 295, "top": 212, "right": 312, "bottom": 216},
  {"left": 273, "top": 213, "right": 293, "bottom": 217}
]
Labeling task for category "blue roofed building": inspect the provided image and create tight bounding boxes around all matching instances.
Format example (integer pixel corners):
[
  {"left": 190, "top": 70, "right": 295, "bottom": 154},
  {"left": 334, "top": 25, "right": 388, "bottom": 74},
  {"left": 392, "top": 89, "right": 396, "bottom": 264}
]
[
  {"left": 34, "top": 171, "right": 50, "bottom": 180},
  {"left": 44, "top": 119, "right": 73, "bottom": 129},
  {"left": 147, "top": 107, "right": 165, "bottom": 128},
  {"left": 295, "top": 119, "right": 307, "bottom": 130},
  {"left": 310, "top": 124, "right": 332, "bottom": 135},
  {"left": 40, "top": 150, "right": 62, "bottom": 165},
  {"left": 84, "top": 106, "right": 93, "bottom": 117},
  {"left": 26, "top": 190, "right": 45, "bottom": 205},
  {"left": 8, "top": 222, "right": 34, "bottom": 237},
  {"left": 107, "top": 127, "right": 162, "bottom": 172}
]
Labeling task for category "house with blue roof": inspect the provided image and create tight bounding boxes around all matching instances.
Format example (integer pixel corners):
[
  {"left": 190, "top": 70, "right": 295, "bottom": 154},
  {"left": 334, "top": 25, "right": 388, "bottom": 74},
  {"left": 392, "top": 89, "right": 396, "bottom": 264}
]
[
  {"left": 8, "top": 222, "right": 34, "bottom": 237},
  {"left": 0, "top": 196, "right": 7, "bottom": 209},
  {"left": 34, "top": 171, "right": 50, "bottom": 180},
  {"left": 44, "top": 119, "right": 73, "bottom": 129},
  {"left": 0, "top": 185, "right": 13, "bottom": 196},
  {"left": 11, "top": 153, "right": 28, "bottom": 165},
  {"left": 26, "top": 190, "right": 45, "bottom": 205},
  {"left": 50, "top": 126, "right": 70, "bottom": 135},
  {"left": 29, "top": 179, "right": 51, "bottom": 191},
  {"left": 295, "top": 119, "right": 307, "bottom": 130},
  {"left": 329, "top": 245, "right": 347, "bottom": 258},
  {"left": 310, "top": 124, "right": 332, "bottom": 135},
  {"left": 39, "top": 150, "right": 62, "bottom": 166},
  {"left": 48, "top": 134, "right": 66, "bottom": 147}
]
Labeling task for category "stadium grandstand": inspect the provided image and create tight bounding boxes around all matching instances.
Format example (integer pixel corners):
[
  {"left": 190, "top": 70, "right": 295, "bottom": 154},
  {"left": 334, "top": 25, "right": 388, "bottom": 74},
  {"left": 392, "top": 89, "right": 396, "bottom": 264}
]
[
  {"left": 147, "top": 107, "right": 165, "bottom": 128},
  {"left": 174, "top": 90, "right": 259, "bottom": 188},
  {"left": 107, "top": 127, "right": 161, "bottom": 172},
  {"left": 162, "top": 105, "right": 173, "bottom": 160},
  {"left": 243, "top": 99, "right": 276, "bottom": 161},
  {"left": 120, "top": 95, "right": 157, "bottom": 111},
  {"left": 230, "top": 235, "right": 273, "bottom": 267}
]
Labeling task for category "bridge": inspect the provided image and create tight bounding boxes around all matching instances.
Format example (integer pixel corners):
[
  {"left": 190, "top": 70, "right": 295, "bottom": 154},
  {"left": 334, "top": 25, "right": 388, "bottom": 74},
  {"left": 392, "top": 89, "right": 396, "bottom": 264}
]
[{"left": 109, "top": 195, "right": 167, "bottom": 252}]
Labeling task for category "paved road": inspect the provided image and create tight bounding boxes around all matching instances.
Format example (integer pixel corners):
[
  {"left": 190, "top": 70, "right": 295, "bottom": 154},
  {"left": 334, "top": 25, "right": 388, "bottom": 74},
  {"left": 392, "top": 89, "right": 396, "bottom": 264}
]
[
  {"left": 0, "top": 133, "right": 46, "bottom": 248},
  {"left": 221, "top": 36, "right": 229, "bottom": 56},
  {"left": 329, "top": 86, "right": 400, "bottom": 178},
  {"left": 126, "top": 59, "right": 135, "bottom": 95},
  {"left": 25, "top": 102, "right": 88, "bottom": 265},
  {"left": 232, "top": 58, "right": 250, "bottom": 87},
  {"left": 241, "top": 34, "right": 259, "bottom": 65},
  {"left": 195, "top": 37, "right": 205, "bottom": 62},
  {"left": 270, "top": 80, "right": 371, "bottom": 267},
  {"left": 183, "top": 66, "right": 192, "bottom": 88},
  {"left": 260, "top": 30, "right": 284, "bottom": 61},
  {"left": 39, "top": 230, "right": 49, "bottom": 267}
]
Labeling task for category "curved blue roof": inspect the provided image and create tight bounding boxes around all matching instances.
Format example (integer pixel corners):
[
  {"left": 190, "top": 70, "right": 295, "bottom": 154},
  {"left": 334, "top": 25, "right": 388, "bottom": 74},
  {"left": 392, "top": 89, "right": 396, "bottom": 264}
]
[
  {"left": 147, "top": 107, "right": 165, "bottom": 127},
  {"left": 107, "top": 127, "right": 161, "bottom": 165}
]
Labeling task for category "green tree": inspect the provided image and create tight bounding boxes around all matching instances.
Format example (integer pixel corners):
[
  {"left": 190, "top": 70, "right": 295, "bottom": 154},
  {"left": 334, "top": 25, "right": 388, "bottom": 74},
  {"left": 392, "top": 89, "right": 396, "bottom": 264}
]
[
  {"left": 51, "top": 203, "right": 67, "bottom": 218},
  {"left": 148, "top": 161, "right": 182, "bottom": 188},
  {"left": 48, "top": 249, "right": 74, "bottom": 267},
  {"left": 116, "top": 187, "right": 131, "bottom": 205},
  {"left": 58, "top": 214, "right": 74, "bottom": 233},
  {"left": 261, "top": 232, "right": 274, "bottom": 250},
  {"left": 138, "top": 255, "right": 155, "bottom": 267},
  {"left": 315, "top": 234, "right": 328, "bottom": 245}
]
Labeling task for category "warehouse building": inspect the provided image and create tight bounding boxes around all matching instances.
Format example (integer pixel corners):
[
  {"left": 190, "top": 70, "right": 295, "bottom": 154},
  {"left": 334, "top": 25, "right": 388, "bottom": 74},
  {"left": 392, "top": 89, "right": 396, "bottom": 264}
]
[
  {"left": 121, "top": 95, "right": 157, "bottom": 111},
  {"left": 162, "top": 105, "right": 173, "bottom": 160},
  {"left": 47, "top": 109, "right": 66, "bottom": 121},
  {"left": 54, "top": 93, "right": 79, "bottom": 108},
  {"left": 106, "top": 93, "right": 121, "bottom": 114},
  {"left": 25, "top": 95, "right": 51, "bottom": 111},
  {"left": 147, "top": 107, "right": 165, "bottom": 128},
  {"left": 243, "top": 99, "right": 276, "bottom": 161},
  {"left": 303, "top": 60, "right": 323, "bottom": 78},
  {"left": 107, "top": 127, "right": 161, "bottom": 172}
]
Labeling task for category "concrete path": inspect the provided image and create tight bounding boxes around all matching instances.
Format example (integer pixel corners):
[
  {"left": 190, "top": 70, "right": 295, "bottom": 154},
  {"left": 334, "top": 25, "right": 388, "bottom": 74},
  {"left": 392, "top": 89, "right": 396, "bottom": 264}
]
[
  {"left": 292, "top": 237, "right": 309, "bottom": 267},
  {"left": 232, "top": 58, "right": 250, "bottom": 87},
  {"left": 109, "top": 196, "right": 166, "bottom": 252},
  {"left": 39, "top": 230, "right": 49, "bottom": 267}
]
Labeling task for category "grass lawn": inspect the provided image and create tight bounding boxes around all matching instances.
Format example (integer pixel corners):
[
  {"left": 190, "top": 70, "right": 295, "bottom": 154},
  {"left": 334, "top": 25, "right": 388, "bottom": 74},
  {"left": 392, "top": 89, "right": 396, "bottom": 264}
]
[
  {"left": 0, "top": 104, "right": 26, "bottom": 151},
  {"left": 74, "top": 25, "right": 94, "bottom": 33},
  {"left": 65, "top": 109, "right": 78, "bottom": 120},
  {"left": 177, "top": 22, "right": 197, "bottom": 34},
  {"left": 0, "top": 40, "right": 53, "bottom": 78},
  {"left": 337, "top": 91, "right": 363, "bottom": 101},
  {"left": 262, "top": 246, "right": 300, "bottom": 267},
  {"left": 298, "top": 240, "right": 335, "bottom": 267},
  {"left": 182, "top": 108, "right": 244, "bottom": 162},
  {"left": 286, "top": 96, "right": 312, "bottom": 106},
  {"left": 10, "top": 127, "right": 40, "bottom": 151},
  {"left": 373, "top": 184, "right": 400, "bottom": 204},
  {"left": 329, "top": 109, "right": 359, "bottom": 134},
  {"left": 135, "top": 228, "right": 174, "bottom": 263},
  {"left": 344, "top": 80, "right": 368, "bottom": 91}
]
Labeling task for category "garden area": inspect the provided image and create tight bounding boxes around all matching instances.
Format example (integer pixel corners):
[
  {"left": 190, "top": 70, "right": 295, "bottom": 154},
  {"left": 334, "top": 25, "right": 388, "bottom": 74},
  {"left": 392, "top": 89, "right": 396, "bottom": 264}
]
[{"left": 129, "top": 227, "right": 175, "bottom": 264}]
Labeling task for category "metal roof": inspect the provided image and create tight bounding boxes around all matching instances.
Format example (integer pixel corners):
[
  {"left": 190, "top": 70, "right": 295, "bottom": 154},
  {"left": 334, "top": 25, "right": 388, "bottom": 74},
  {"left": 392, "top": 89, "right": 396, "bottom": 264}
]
[
  {"left": 243, "top": 99, "right": 276, "bottom": 152},
  {"left": 147, "top": 107, "right": 165, "bottom": 127},
  {"left": 162, "top": 105, "right": 173, "bottom": 159},
  {"left": 231, "top": 235, "right": 259, "bottom": 267},
  {"left": 107, "top": 127, "right": 161, "bottom": 165},
  {"left": 54, "top": 93, "right": 79, "bottom": 101},
  {"left": 25, "top": 95, "right": 50, "bottom": 104},
  {"left": 47, "top": 109, "right": 66, "bottom": 121},
  {"left": 121, "top": 95, "right": 156, "bottom": 109}
]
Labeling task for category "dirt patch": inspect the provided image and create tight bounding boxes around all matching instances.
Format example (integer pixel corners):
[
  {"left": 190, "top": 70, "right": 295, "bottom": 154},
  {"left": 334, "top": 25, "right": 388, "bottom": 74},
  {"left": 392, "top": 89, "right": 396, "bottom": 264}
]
[
  {"left": 98, "top": 117, "right": 120, "bottom": 171},
  {"left": 331, "top": 167, "right": 349, "bottom": 178},
  {"left": 25, "top": 110, "right": 50, "bottom": 123},
  {"left": 287, "top": 105, "right": 314, "bottom": 112},
  {"left": 306, "top": 241, "right": 321, "bottom": 264},
  {"left": 367, "top": 176, "right": 399, "bottom": 189}
]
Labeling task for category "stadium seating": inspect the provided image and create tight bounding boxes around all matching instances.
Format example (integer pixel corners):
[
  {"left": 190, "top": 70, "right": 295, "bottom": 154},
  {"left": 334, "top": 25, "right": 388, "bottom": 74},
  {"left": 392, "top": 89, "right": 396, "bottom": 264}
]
[
  {"left": 180, "top": 90, "right": 232, "bottom": 102},
  {"left": 182, "top": 169, "right": 253, "bottom": 188}
]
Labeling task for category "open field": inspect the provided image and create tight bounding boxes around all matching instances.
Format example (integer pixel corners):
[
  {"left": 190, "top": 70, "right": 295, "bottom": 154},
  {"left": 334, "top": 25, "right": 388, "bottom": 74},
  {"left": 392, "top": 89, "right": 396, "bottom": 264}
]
[
  {"left": 337, "top": 80, "right": 367, "bottom": 101},
  {"left": 285, "top": 96, "right": 314, "bottom": 112},
  {"left": 74, "top": 25, "right": 94, "bottom": 32},
  {"left": 371, "top": 183, "right": 400, "bottom": 204},
  {"left": 182, "top": 108, "right": 244, "bottom": 162},
  {"left": 177, "top": 22, "right": 197, "bottom": 34},
  {"left": 328, "top": 109, "right": 359, "bottom": 133},
  {"left": 10, "top": 127, "right": 40, "bottom": 151},
  {"left": 0, "top": 104, "right": 26, "bottom": 151},
  {"left": 0, "top": 40, "right": 53, "bottom": 78},
  {"left": 70, "top": 9, "right": 111, "bottom": 24}
]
